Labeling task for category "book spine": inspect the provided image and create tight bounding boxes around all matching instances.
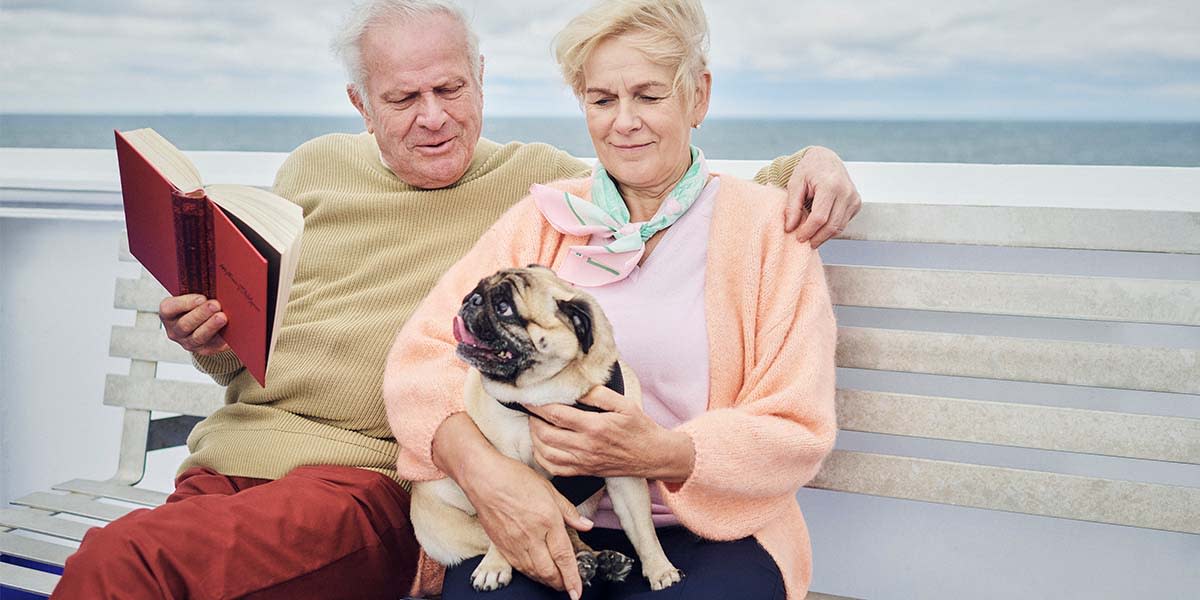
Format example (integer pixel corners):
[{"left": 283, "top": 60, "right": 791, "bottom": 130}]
[
  {"left": 202, "top": 201, "right": 216, "bottom": 298},
  {"left": 171, "top": 192, "right": 213, "bottom": 296}
]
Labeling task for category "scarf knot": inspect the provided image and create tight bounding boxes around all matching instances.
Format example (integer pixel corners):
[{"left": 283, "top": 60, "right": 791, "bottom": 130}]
[{"left": 531, "top": 146, "right": 710, "bottom": 287}]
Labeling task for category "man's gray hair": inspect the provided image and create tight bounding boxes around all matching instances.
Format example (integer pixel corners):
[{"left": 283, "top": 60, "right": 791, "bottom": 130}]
[{"left": 331, "top": 0, "right": 481, "bottom": 100}]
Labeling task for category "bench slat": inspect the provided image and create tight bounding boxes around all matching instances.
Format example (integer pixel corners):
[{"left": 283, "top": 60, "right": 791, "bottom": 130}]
[
  {"left": 837, "top": 390, "right": 1200, "bottom": 464},
  {"left": 104, "top": 374, "right": 225, "bottom": 416},
  {"left": 836, "top": 327, "right": 1199, "bottom": 395},
  {"left": 0, "top": 508, "right": 94, "bottom": 541},
  {"left": 53, "top": 480, "right": 169, "bottom": 508},
  {"left": 114, "top": 276, "right": 167, "bottom": 312},
  {"left": 826, "top": 265, "right": 1200, "bottom": 326},
  {"left": 0, "top": 531, "right": 74, "bottom": 567},
  {"left": 808, "top": 450, "right": 1200, "bottom": 533},
  {"left": 103, "top": 374, "right": 225, "bottom": 417},
  {"left": 843, "top": 205, "right": 1200, "bottom": 254},
  {"left": 118, "top": 234, "right": 135, "bottom": 262},
  {"left": 12, "top": 493, "right": 138, "bottom": 523},
  {"left": 0, "top": 562, "right": 60, "bottom": 596},
  {"left": 109, "top": 325, "right": 193, "bottom": 364}
]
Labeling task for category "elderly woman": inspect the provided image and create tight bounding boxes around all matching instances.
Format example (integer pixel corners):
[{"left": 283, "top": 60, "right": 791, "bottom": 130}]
[{"left": 384, "top": 1, "right": 836, "bottom": 598}]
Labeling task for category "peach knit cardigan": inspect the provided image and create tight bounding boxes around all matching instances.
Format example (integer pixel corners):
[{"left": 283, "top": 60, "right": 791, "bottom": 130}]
[{"left": 383, "top": 174, "right": 838, "bottom": 599}]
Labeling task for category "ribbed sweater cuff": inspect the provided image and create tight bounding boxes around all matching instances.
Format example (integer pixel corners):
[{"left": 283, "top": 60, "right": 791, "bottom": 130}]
[
  {"left": 752, "top": 146, "right": 812, "bottom": 188},
  {"left": 192, "top": 350, "right": 243, "bottom": 375}
]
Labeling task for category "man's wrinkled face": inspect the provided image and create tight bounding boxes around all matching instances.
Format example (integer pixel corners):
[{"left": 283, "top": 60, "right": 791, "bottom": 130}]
[{"left": 350, "top": 14, "right": 483, "bottom": 189}]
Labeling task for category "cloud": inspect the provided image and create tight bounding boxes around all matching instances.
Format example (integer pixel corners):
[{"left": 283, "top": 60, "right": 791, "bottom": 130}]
[
  {"left": 702, "top": 1, "right": 1199, "bottom": 78},
  {"left": 0, "top": 0, "right": 1196, "bottom": 118}
]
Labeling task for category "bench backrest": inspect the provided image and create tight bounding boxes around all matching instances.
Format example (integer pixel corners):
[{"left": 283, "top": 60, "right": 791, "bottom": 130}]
[
  {"left": 106, "top": 203, "right": 1199, "bottom": 534},
  {"left": 104, "top": 238, "right": 224, "bottom": 484},
  {"left": 811, "top": 202, "right": 1199, "bottom": 535}
]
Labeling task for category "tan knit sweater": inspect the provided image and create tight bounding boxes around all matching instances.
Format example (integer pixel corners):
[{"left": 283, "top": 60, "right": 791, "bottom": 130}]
[{"left": 181, "top": 131, "right": 805, "bottom": 483}]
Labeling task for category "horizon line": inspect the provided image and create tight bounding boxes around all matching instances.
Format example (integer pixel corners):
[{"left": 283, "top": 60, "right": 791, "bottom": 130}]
[{"left": 2, "top": 111, "right": 1198, "bottom": 124}]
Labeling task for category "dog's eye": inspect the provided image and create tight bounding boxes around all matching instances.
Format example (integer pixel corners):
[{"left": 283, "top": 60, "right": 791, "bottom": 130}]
[{"left": 496, "top": 300, "right": 514, "bottom": 317}]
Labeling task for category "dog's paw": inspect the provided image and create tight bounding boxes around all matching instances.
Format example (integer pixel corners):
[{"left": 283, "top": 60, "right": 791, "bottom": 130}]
[
  {"left": 576, "top": 551, "right": 599, "bottom": 586},
  {"left": 645, "top": 564, "right": 684, "bottom": 591},
  {"left": 596, "top": 550, "right": 635, "bottom": 582},
  {"left": 470, "top": 556, "right": 513, "bottom": 591}
]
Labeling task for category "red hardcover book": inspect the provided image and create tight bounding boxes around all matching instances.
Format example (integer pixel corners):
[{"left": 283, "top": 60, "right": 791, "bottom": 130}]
[{"left": 114, "top": 128, "right": 303, "bottom": 386}]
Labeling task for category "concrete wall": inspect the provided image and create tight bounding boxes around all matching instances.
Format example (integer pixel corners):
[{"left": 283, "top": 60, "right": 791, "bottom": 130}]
[{"left": 1, "top": 151, "right": 1197, "bottom": 598}]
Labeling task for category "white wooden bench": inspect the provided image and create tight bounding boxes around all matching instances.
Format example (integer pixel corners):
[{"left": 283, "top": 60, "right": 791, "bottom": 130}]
[{"left": 1, "top": 198, "right": 1196, "bottom": 598}]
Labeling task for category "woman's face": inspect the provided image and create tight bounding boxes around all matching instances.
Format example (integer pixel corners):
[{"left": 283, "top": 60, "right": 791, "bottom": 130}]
[{"left": 581, "top": 35, "right": 710, "bottom": 197}]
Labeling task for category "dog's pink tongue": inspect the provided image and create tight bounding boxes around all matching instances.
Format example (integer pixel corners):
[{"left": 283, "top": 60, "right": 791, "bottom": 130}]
[{"left": 453, "top": 315, "right": 488, "bottom": 348}]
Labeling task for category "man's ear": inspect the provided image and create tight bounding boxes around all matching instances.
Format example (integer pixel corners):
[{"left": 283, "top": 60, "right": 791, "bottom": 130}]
[
  {"left": 347, "top": 84, "right": 374, "bottom": 134},
  {"left": 557, "top": 299, "right": 593, "bottom": 354}
]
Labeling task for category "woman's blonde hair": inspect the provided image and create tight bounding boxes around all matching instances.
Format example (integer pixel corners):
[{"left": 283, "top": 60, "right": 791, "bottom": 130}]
[{"left": 553, "top": 0, "right": 710, "bottom": 107}]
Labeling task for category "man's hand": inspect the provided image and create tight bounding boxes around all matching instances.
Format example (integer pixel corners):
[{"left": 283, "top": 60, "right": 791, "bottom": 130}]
[
  {"left": 159, "top": 295, "right": 230, "bottom": 355},
  {"left": 433, "top": 413, "right": 590, "bottom": 599},
  {"left": 528, "top": 386, "right": 695, "bottom": 483},
  {"left": 784, "top": 146, "right": 862, "bottom": 248}
]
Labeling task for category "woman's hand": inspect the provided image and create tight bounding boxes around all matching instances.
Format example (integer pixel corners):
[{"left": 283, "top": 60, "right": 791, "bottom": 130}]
[
  {"left": 433, "top": 413, "right": 590, "bottom": 599},
  {"left": 528, "top": 386, "right": 696, "bottom": 482}
]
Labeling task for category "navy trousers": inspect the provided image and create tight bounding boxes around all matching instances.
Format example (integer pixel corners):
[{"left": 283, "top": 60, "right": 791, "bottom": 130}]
[{"left": 441, "top": 527, "right": 785, "bottom": 600}]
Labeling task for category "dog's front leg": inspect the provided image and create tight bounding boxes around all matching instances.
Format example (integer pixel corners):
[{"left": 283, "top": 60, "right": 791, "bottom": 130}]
[
  {"left": 471, "top": 543, "right": 514, "bottom": 591},
  {"left": 604, "top": 476, "right": 683, "bottom": 590}
]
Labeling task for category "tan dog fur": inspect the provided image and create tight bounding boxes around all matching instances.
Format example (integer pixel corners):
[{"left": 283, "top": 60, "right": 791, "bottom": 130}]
[{"left": 409, "top": 266, "right": 682, "bottom": 592}]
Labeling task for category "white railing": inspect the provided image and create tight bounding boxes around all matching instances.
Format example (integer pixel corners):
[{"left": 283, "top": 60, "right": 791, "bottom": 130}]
[{"left": 2, "top": 147, "right": 1197, "bottom": 222}]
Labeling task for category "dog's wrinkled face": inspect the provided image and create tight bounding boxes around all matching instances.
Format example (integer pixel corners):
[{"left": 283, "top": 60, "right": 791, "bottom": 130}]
[{"left": 454, "top": 265, "right": 608, "bottom": 385}]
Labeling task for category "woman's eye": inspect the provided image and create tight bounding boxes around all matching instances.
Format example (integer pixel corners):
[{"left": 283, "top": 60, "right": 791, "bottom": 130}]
[
  {"left": 591, "top": 98, "right": 613, "bottom": 106},
  {"left": 496, "top": 301, "right": 513, "bottom": 317}
]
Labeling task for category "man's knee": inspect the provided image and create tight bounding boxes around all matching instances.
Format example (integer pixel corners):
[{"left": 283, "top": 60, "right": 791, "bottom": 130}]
[
  {"left": 54, "top": 509, "right": 162, "bottom": 596},
  {"left": 74, "top": 508, "right": 153, "bottom": 561}
]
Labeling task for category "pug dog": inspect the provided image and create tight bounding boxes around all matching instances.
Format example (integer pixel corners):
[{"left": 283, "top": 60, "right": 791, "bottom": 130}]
[{"left": 409, "top": 265, "right": 683, "bottom": 592}]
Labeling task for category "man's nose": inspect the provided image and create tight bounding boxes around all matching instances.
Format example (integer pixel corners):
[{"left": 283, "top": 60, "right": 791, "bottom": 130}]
[{"left": 415, "top": 93, "right": 448, "bottom": 130}]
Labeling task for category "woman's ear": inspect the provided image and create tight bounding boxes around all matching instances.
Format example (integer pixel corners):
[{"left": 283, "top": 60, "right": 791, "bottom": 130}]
[{"left": 692, "top": 70, "right": 712, "bottom": 127}]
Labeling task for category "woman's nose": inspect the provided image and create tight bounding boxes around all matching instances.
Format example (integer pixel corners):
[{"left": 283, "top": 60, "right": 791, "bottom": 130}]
[{"left": 614, "top": 101, "right": 641, "bottom": 133}]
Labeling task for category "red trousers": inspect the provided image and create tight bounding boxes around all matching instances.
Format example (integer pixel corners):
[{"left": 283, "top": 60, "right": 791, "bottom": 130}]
[{"left": 52, "top": 465, "right": 419, "bottom": 600}]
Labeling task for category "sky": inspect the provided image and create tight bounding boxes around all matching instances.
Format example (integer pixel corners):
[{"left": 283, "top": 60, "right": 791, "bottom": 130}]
[{"left": 1, "top": 0, "right": 1198, "bottom": 120}]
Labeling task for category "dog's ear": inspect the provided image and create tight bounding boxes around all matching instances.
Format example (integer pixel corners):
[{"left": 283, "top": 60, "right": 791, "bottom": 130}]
[{"left": 557, "top": 298, "right": 593, "bottom": 354}]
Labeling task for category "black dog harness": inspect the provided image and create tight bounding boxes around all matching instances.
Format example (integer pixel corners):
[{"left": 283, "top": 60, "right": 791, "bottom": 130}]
[{"left": 498, "top": 363, "right": 623, "bottom": 505}]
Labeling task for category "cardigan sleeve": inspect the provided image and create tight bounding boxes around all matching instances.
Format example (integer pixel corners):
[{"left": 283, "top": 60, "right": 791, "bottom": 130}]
[
  {"left": 658, "top": 236, "right": 837, "bottom": 541},
  {"left": 382, "top": 198, "right": 554, "bottom": 482}
]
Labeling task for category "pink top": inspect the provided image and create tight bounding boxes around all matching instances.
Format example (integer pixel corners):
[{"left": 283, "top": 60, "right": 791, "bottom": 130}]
[
  {"left": 586, "top": 178, "right": 719, "bottom": 529},
  {"left": 385, "top": 175, "right": 837, "bottom": 600}
]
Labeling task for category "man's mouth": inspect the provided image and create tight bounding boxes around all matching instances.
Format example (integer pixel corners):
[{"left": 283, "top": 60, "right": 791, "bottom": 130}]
[{"left": 414, "top": 138, "right": 455, "bottom": 154}]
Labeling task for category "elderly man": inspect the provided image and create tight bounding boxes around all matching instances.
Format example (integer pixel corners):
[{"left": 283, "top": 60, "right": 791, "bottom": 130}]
[{"left": 53, "top": 1, "right": 861, "bottom": 598}]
